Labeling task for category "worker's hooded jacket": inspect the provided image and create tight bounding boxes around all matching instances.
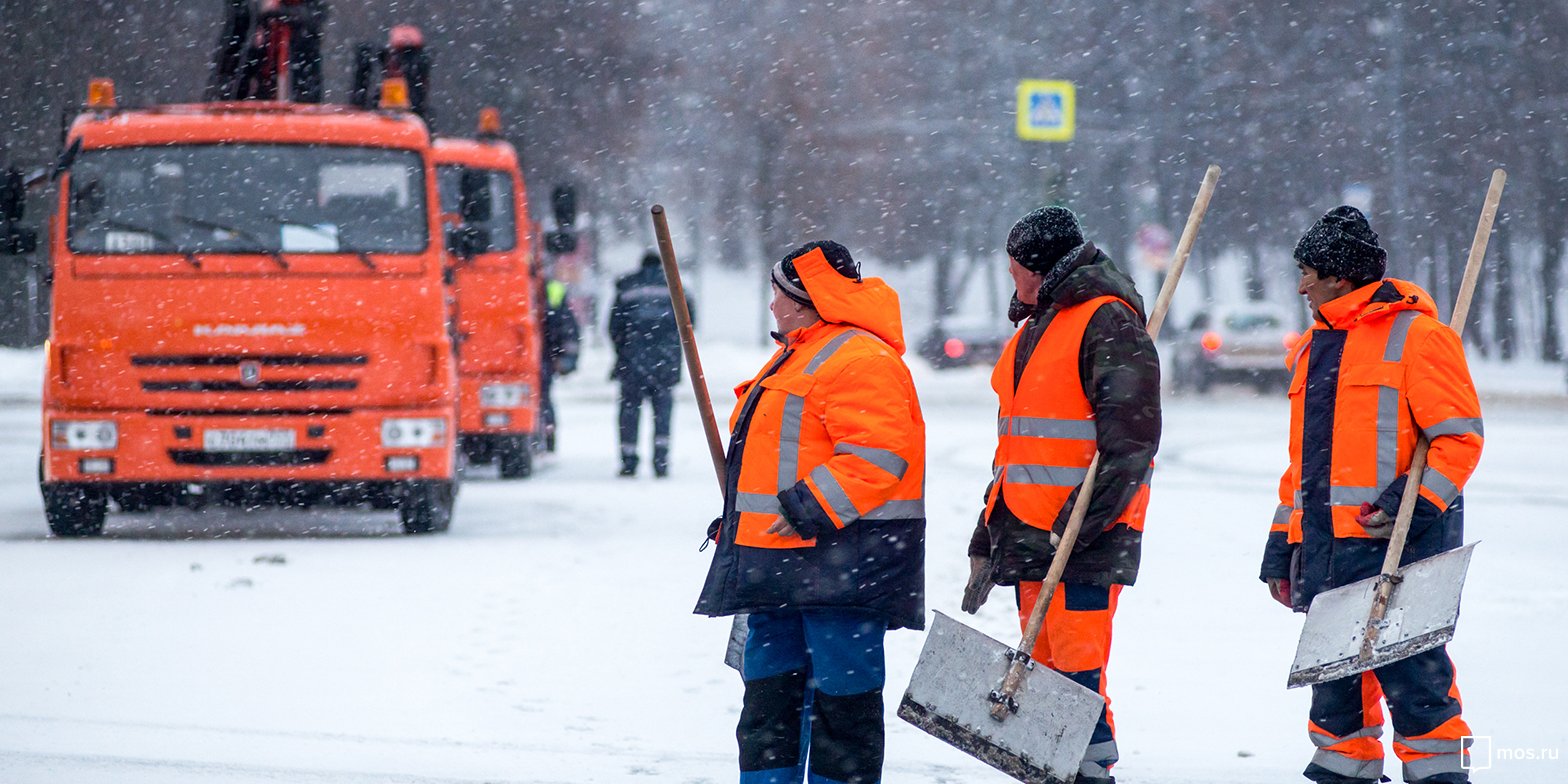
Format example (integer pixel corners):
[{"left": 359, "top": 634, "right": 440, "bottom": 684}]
[
  {"left": 1260, "top": 278, "right": 1483, "bottom": 611},
  {"left": 694, "top": 249, "right": 926, "bottom": 630},
  {"left": 969, "top": 246, "right": 1161, "bottom": 587}
]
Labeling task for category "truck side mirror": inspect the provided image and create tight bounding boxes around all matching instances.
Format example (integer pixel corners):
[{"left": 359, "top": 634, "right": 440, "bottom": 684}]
[
  {"left": 545, "top": 231, "right": 577, "bottom": 254},
  {"left": 1, "top": 168, "right": 37, "bottom": 255},
  {"left": 1, "top": 169, "right": 24, "bottom": 222},
  {"left": 551, "top": 184, "right": 576, "bottom": 229},
  {"left": 446, "top": 224, "right": 489, "bottom": 259},
  {"left": 458, "top": 169, "right": 492, "bottom": 223}
]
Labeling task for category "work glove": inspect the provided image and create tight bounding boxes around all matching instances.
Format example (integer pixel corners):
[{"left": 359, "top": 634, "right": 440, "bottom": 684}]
[
  {"left": 1356, "top": 502, "right": 1395, "bottom": 539},
  {"left": 1267, "top": 577, "right": 1292, "bottom": 608},
  {"left": 961, "top": 555, "right": 996, "bottom": 614}
]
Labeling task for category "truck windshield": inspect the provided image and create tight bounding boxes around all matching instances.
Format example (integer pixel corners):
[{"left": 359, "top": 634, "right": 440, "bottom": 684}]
[
  {"left": 436, "top": 166, "right": 517, "bottom": 252},
  {"left": 67, "top": 144, "right": 428, "bottom": 255}
]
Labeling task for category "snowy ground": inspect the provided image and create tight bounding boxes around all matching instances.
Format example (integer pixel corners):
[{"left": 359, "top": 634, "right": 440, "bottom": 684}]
[{"left": 1, "top": 291, "right": 1566, "bottom": 782}]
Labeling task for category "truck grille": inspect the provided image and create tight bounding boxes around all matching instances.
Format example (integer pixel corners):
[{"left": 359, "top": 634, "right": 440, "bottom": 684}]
[
  {"left": 141, "top": 380, "right": 359, "bottom": 392},
  {"left": 168, "top": 449, "right": 331, "bottom": 466},
  {"left": 131, "top": 354, "right": 368, "bottom": 366},
  {"left": 133, "top": 354, "right": 365, "bottom": 394}
]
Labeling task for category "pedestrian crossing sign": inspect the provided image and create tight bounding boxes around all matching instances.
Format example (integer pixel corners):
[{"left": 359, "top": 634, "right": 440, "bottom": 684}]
[{"left": 1016, "top": 80, "right": 1075, "bottom": 142}]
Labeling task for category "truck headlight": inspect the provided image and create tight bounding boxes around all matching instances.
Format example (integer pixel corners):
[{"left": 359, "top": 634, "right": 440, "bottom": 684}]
[
  {"left": 479, "top": 383, "right": 528, "bottom": 408},
  {"left": 51, "top": 420, "right": 118, "bottom": 450},
  {"left": 381, "top": 418, "right": 446, "bottom": 448}
]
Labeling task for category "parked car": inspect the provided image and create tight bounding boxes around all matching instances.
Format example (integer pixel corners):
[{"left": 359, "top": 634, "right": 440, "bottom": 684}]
[
  {"left": 1169, "top": 302, "right": 1302, "bottom": 393},
  {"left": 919, "top": 318, "right": 1014, "bottom": 369}
]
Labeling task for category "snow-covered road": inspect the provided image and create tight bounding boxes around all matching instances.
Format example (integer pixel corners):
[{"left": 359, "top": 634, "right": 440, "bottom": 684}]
[{"left": 1, "top": 344, "right": 1565, "bottom": 783}]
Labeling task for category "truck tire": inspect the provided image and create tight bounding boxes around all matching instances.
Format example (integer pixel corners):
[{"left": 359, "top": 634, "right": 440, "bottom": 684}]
[
  {"left": 398, "top": 480, "right": 454, "bottom": 535},
  {"left": 497, "top": 435, "right": 533, "bottom": 479},
  {"left": 42, "top": 483, "right": 108, "bottom": 537}
]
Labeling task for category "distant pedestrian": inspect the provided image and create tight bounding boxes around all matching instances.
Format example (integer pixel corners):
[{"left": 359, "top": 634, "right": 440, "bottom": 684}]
[
  {"left": 695, "top": 240, "right": 926, "bottom": 784},
  {"left": 609, "top": 251, "right": 689, "bottom": 477},
  {"left": 539, "top": 275, "right": 580, "bottom": 452},
  {"left": 1262, "top": 206, "right": 1482, "bottom": 783}
]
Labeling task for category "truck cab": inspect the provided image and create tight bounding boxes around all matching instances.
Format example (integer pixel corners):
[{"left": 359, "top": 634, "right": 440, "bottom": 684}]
[
  {"left": 39, "top": 85, "right": 458, "bottom": 535},
  {"left": 433, "top": 113, "right": 543, "bottom": 478}
]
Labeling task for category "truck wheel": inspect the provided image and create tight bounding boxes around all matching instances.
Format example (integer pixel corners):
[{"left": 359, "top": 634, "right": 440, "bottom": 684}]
[
  {"left": 497, "top": 436, "right": 533, "bottom": 479},
  {"left": 42, "top": 483, "right": 108, "bottom": 537},
  {"left": 398, "top": 481, "right": 454, "bottom": 535}
]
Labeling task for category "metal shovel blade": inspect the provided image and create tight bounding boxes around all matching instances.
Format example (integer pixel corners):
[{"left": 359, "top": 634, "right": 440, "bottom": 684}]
[
  {"left": 898, "top": 611, "right": 1103, "bottom": 784},
  {"left": 1288, "top": 543, "right": 1477, "bottom": 689},
  {"left": 723, "top": 613, "right": 748, "bottom": 672}
]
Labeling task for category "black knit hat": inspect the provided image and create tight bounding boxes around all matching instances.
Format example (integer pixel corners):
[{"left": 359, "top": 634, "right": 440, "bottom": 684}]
[
  {"left": 773, "top": 240, "right": 860, "bottom": 304},
  {"left": 641, "top": 250, "right": 661, "bottom": 268},
  {"left": 1294, "top": 205, "right": 1387, "bottom": 285},
  {"left": 1007, "top": 206, "right": 1085, "bottom": 274}
]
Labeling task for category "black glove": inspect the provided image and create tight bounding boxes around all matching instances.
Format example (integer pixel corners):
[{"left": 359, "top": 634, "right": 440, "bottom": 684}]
[{"left": 961, "top": 555, "right": 996, "bottom": 614}]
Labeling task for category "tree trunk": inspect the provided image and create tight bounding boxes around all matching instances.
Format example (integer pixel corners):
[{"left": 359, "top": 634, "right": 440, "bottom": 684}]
[{"left": 1492, "top": 211, "right": 1516, "bottom": 360}]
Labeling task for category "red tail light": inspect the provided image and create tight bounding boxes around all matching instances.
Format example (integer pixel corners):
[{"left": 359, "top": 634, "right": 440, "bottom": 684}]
[
  {"left": 1200, "top": 331, "right": 1223, "bottom": 352},
  {"left": 943, "top": 338, "right": 967, "bottom": 359}
]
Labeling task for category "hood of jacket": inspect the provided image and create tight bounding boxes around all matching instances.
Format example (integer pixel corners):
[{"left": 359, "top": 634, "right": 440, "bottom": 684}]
[
  {"left": 1038, "top": 244, "right": 1148, "bottom": 322},
  {"left": 1316, "top": 277, "right": 1440, "bottom": 330},
  {"left": 795, "top": 246, "right": 906, "bottom": 354}
]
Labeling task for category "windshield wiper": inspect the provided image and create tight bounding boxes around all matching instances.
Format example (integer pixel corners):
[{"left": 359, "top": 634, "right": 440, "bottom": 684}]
[
  {"left": 171, "top": 214, "right": 289, "bottom": 270},
  {"left": 262, "top": 215, "right": 376, "bottom": 270},
  {"left": 90, "top": 217, "right": 201, "bottom": 268}
]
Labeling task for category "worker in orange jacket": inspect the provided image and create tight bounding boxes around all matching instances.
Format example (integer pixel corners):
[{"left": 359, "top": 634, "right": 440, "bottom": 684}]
[
  {"left": 695, "top": 240, "right": 925, "bottom": 784},
  {"left": 963, "top": 206, "right": 1161, "bottom": 784},
  {"left": 1261, "top": 206, "right": 1482, "bottom": 784}
]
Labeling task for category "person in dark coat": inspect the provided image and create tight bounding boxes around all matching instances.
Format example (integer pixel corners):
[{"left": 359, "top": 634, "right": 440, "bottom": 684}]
[
  {"left": 608, "top": 251, "right": 689, "bottom": 477},
  {"left": 962, "top": 206, "right": 1161, "bottom": 784}
]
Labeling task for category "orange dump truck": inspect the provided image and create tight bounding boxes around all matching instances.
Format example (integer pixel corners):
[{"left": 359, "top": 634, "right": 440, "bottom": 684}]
[
  {"left": 433, "top": 113, "right": 543, "bottom": 478},
  {"left": 37, "top": 82, "right": 458, "bottom": 536}
]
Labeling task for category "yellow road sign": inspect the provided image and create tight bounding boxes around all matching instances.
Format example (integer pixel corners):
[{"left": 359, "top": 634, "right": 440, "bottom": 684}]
[{"left": 1016, "top": 80, "right": 1075, "bottom": 142}]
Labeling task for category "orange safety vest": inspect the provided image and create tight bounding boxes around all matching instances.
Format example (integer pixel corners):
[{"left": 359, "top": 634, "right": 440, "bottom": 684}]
[
  {"left": 1272, "top": 279, "right": 1483, "bottom": 543},
  {"left": 986, "top": 295, "right": 1150, "bottom": 533},
  {"left": 725, "top": 252, "right": 925, "bottom": 551}
]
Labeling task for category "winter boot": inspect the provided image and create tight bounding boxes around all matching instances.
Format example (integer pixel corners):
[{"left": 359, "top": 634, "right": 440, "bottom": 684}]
[
  {"left": 619, "top": 445, "right": 638, "bottom": 477},
  {"left": 653, "top": 443, "right": 670, "bottom": 478}
]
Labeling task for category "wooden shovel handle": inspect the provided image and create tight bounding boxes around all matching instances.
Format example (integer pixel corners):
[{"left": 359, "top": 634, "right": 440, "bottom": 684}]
[
  {"left": 991, "top": 165, "right": 1221, "bottom": 720},
  {"left": 651, "top": 205, "right": 727, "bottom": 493},
  {"left": 1361, "top": 168, "right": 1505, "bottom": 659}
]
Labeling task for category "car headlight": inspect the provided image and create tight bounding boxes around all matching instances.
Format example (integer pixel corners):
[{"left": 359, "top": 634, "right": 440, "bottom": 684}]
[
  {"left": 381, "top": 418, "right": 446, "bottom": 448},
  {"left": 479, "top": 383, "right": 528, "bottom": 408},
  {"left": 51, "top": 420, "right": 118, "bottom": 450}
]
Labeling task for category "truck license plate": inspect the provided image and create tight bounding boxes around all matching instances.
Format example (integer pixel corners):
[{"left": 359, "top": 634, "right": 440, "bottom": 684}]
[{"left": 203, "top": 428, "right": 296, "bottom": 452}]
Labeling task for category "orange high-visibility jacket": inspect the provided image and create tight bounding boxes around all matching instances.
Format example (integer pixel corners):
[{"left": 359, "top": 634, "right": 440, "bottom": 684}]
[
  {"left": 1261, "top": 278, "right": 1482, "bottom": 607},
  {"left": 988, "top": 296, "right": 1151, "bottom": 535},
  {"left": 694, "top": 248, "right": 926, "bottom": 630}
]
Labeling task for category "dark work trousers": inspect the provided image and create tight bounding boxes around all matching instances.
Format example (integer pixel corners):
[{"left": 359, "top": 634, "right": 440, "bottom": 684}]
[
  {"left": 739, "top": 609, "right": 887, "bottom": 784},
  {"left": 1305, "top": 644, "right": 1471, "bottom": 783},
  {"left": 618, "top": 379, "right": 673, "bottom": 473}
]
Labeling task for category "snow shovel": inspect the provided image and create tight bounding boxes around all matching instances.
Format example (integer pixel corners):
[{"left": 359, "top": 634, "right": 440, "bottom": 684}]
[
  {"left": 899, "top": 164, "right": 1221, "bottom": 783},
  {"left": 1287, "top": 168, "right": 1505, "bottom": 689},
  {"left": 650, "top": 205, "right": 750, "bottom": 672}
]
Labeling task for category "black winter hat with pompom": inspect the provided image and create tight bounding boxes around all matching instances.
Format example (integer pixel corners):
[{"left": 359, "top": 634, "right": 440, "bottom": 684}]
[
  {"left": 1007, "top": 206, "right": 1085, "bottom": 274},
  {"left": 1294, "top": 205, "right": 1387, "bottom": 285}
]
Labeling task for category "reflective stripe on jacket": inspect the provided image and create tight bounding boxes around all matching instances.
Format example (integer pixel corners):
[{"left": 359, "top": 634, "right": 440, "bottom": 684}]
[
  {"left": 987, "top": 295, "right": 1151, "bottom": 536},
  {"left": 694, "top": 247, "right": 926, "bottom": 630},
  {"left": 728, "top": 326, "right": 925, "bottom": 544},
  {"left": 1262, "top": 278, "right": 1483, "bottom": 608}
]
